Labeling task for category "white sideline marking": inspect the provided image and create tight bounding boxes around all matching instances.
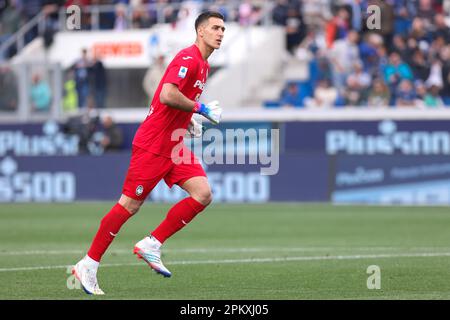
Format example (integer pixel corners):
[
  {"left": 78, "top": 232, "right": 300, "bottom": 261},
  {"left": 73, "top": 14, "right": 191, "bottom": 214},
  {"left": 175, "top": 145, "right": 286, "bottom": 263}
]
[
  {"left": 1, "top": 252, "right": 450, "bottom": 272},
  {"left": 1, "top": 246, "right": 449, "bottom": 256}
]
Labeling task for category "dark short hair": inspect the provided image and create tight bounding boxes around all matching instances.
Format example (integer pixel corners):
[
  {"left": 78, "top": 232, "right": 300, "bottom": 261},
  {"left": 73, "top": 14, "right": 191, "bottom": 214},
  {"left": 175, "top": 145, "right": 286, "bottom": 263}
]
[{"left": 195, "top": 11, "right": 224, "bottom": 33}]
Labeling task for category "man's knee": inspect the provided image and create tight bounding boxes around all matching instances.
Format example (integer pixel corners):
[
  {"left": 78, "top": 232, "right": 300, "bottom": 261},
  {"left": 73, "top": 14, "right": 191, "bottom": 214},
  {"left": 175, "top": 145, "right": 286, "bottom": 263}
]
[
  {"left": 182, "top": 177, "right": 213, "bottom": 206},
  {"left": 192, "top": 188, "right": 213, "bottom": 206},
  {"left": 119, "top": 194, "right": 143, "bottom": 215}
]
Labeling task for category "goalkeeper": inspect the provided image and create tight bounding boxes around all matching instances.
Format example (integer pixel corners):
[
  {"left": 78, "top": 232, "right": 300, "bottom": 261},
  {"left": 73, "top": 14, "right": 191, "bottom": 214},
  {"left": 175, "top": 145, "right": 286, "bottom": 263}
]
[{"left": 72, "top": 11, "right": 225, "bottom": 295}]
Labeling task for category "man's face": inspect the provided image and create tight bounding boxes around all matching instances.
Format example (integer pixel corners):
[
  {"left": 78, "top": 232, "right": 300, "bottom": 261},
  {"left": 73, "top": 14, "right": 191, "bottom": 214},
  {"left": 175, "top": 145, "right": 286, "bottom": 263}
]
[
  {"left": 390, "top": 53, "right": 400, "bottom": 65},
  {"left": 348, "top": 31, "right": 359, "bottom": 44},
  {"left": 198, "top": 17, "right": 225, "bottom": 50}
]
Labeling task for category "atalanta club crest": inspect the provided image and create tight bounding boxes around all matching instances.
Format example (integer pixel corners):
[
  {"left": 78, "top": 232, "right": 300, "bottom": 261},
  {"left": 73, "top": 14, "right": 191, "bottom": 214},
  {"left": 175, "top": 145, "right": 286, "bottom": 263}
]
[{"left": 136, "top": 185, "right": 144, "bottom": 196}]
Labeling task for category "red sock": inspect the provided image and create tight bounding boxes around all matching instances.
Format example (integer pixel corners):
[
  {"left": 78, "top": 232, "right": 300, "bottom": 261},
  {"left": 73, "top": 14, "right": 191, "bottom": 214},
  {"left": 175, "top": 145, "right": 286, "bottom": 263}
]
[
  {"left": 87, "top": 203, "right": 132, "bottom": 262},
  {"left": 151, "top": 197, "right": 206, "bottom": 243}
]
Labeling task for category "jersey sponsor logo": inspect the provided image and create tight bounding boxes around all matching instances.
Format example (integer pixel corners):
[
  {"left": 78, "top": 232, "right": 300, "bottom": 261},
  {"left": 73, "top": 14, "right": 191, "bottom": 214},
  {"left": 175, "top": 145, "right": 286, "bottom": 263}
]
[
  {"left": 194, "top": 80, "right": 206, "bottom": 90},
  {"left": 136, "top": 185, "right": 144, "bottom": 196},
  {"left": 182, "top": 56, "right": 193, "bottom": 60},
  {"left": 178, "top": 66, "right": 188, "bottom": 78}
]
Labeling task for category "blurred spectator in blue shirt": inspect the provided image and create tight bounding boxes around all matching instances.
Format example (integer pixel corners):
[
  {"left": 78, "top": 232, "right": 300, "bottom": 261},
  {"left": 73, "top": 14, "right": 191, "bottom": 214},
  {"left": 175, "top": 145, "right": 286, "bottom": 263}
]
[
  {"left": 90, "top": 53, "right": 107, "bottom": 108},
  {"left": 73, "top": 48, "right": 91, "bottom": 109},
  {"left": 30, "top": 73, "right": 52, "bottom": 112},
  {"left": 415, "top": 80, "right": 427, "bottom": 107},
  {"left": 272, "top": 0, "right": 288, "bottom": 26},
  {"left": 410, "top": 49, "right": 430, "bottom": 81},
  {"left": 376, "top": 45, "right": 389, "bottom": 76},
  {"left": 209, "top": 0, "right": 230, "bottom": 22},
  {"left": 358, "top": 33, "right": 382, "bottom": 76},
  {"left": 22, "top": 0, "right": 42, "bottom": 43},
  {"left": 393, "top": 0, "right": 416, "bottom": 36},
  {"left": 384, "top": 51, "right": 413, "bottom": 86},
  {"left": 391, "top": 34, "right": 411, "bottom": 64},
  {"left": 280, "top": 82, "right": 304, "bottom": 108},
  {"left": 432, "top": 14, "right": 450, "bottom": 43},
  {"left": 395, "top": 79, "right": 416, "bottom": 107}
]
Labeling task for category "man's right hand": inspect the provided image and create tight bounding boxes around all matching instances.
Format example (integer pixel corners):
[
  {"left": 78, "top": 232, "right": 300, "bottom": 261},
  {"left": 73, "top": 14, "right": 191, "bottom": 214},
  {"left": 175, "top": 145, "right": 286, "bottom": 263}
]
[{"left": 193, "top": 101, "right": 222, "bottom": 125}]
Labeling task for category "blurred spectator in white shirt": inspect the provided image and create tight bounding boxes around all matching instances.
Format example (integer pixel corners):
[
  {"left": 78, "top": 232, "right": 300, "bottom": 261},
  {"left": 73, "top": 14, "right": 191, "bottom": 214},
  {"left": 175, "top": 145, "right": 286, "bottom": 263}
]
[
  {"left": 328, "top": 30, "right": 360, "bottom": 94},
  {"left": 114, "top": 3, "right": 129, "bottom": 31},
  {"left": 347, "top": 61, "right": 371, "bottom": 89},
  {"left": 308, "top": 79, "right": 338, "bottom": 108},
  {"left": 142, "top": 54, "right": 166, "bottom": 103}
]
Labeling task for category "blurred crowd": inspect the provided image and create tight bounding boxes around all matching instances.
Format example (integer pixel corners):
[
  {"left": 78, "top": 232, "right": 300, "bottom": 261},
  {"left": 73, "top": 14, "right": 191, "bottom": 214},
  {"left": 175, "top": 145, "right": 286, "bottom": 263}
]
[
  {"left": 63, "top": 109, "right": 124, "bottom": 153},
  {"left": 0, "top": 0, "right": 265, "bottom": 41},
  {"left": 0, "top": 0, "right": 264, "bottom": 63},
  {"left": 61, "top": 48, "right": 121, "bottom": 154},
  {"left": 66, "top": 48, "right": 107, "bottom": 110},
  {"left": 62, "top": 0, "right": 265, "bottom": 30},
  {"left": 2, "top": 0, "right": 450, "bottom": 111},
  {"left": 0, "top": 0, "right": 66, "bottom": 58},
  {"left": 0, "top": 46, "right": 106, "bottom": 112},
  {"left": 276, "top": 0, "right": 450, "bottom": 108}
]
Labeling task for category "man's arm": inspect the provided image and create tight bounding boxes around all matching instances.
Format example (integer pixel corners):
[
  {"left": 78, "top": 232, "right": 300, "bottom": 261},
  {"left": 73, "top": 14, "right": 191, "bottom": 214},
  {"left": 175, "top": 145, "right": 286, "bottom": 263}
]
[
  {"left": 160, "top": 83, "right": 196, "bottom": 112},
  {"left": 160, "top": 83, "right": 222, "bottom": 124}
]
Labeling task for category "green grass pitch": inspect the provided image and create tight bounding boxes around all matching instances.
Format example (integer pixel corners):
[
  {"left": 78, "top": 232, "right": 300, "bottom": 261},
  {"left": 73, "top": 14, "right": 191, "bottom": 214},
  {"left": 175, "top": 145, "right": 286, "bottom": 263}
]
[{"left": 1, "top": 202, "right": 450, "bottom": 300}]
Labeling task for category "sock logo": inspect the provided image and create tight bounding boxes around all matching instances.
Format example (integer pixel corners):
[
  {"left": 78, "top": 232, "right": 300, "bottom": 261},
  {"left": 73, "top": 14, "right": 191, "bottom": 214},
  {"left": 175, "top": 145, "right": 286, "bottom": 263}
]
[{"left": 136, "top": 185, "right": 144, "bottom": 196}]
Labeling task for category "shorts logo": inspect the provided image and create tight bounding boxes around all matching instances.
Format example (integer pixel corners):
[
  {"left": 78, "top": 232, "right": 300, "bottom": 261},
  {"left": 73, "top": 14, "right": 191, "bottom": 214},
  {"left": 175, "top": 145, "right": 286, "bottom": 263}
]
[
  {"left": 136, "top": 185, "right": 144, "bottom": 196},
  {"left": 178, "top": 66, "right": 188, "bottom": 78}
]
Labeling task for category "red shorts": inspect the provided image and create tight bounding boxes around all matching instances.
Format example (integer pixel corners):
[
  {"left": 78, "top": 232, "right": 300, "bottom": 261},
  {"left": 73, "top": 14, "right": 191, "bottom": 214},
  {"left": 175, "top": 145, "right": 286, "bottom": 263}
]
[{"left": 122, "top": 145, "right": 207, "bottom": 201}]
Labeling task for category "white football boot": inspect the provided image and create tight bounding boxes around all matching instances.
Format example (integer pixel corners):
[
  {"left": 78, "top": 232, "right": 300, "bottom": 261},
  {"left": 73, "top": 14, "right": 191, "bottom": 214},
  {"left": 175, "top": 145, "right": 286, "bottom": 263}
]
[
  {"left": 133, "top": 236, "right": 172, "bottom": 278},
  {"left": 72, "top": 256, "right": 105, "bottom": 295}
]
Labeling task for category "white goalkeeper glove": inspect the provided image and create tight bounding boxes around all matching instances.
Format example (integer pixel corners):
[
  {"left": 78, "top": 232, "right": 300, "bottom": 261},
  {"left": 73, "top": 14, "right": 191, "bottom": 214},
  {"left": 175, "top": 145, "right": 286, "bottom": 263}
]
[
  {"left": 193, "top": 100, "right": 222, "bottom": 125},
  {"left": 186, "top": 118, "right": 204, "bottom": 138}
]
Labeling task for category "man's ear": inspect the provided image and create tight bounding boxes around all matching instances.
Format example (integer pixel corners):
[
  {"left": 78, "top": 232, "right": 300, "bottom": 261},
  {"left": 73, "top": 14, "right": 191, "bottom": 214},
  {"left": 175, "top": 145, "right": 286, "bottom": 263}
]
[{"left": 198, "top": 22, "right": 207, "bottom": 37}]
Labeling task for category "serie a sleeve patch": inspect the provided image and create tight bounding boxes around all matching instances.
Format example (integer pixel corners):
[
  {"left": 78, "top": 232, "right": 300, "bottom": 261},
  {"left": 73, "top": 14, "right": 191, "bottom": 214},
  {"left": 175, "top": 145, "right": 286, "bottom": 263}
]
[{"left": 178, "top": 66, "right": 188, "bottom": 78}]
